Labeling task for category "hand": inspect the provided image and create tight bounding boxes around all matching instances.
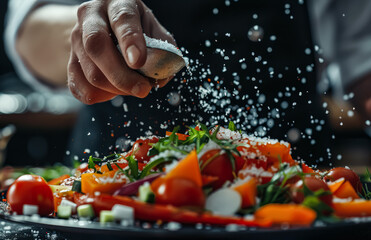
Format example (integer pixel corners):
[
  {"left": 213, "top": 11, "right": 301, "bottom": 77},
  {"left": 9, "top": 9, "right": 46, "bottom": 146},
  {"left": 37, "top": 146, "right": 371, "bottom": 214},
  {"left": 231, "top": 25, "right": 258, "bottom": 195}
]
[{"left": 68, "top": 0, "right": 175, "bottom": 104}]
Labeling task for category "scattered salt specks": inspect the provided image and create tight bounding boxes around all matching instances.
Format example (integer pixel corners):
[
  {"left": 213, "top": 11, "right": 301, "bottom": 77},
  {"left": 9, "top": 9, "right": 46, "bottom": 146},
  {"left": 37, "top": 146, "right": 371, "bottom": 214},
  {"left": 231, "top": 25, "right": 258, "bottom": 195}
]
[{"left": 239, "top": 165, "right": 273, "bottom": 180}]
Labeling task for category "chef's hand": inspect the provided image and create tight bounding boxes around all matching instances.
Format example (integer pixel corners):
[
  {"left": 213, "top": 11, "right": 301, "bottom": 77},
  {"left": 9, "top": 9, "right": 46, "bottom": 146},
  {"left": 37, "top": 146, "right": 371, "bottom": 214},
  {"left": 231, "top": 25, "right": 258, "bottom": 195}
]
[{"left": 68, "top": 0, "right": 175, "bottom": 104}]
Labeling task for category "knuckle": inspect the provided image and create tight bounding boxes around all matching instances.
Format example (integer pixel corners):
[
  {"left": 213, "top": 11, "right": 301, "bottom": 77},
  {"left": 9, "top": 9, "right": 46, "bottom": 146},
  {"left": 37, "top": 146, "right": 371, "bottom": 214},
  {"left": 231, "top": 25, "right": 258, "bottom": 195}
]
[
  {"left": 67, "top": 80, "right": 82, "bottom": 102},
  {"left": 85, "top": 68, "right": 103, "bottom": 86},
  {"left": 70, "top": 26, "right": 81, "bottom": 43},
  {"left": 83, "top": 31, "right": 106, "bottom": 58},
  {"left": 83, "top": 92, "right": 97, "bottom": 105},
  {"left": 77, "top": 2, "right": 90, "bottom": 22},
  {"left": 110, "top": 73, "right": 130, "bottom": 91},
  {"left": 118, "top": 28, "right": 138, "bottom": 43},
  {"left": 111, "top": 7, "right": 137, "bottom": 23}
]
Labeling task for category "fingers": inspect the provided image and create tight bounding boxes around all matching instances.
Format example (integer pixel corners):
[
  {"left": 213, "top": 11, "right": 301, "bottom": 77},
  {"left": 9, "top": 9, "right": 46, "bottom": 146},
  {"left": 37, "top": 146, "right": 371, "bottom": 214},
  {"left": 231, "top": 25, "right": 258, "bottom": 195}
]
[
  {"left": 71, "top": 25, "right": 124, "bottom": 95},
  {"left": 68, "top": 0, "right": 178, "bottom": 104},
  {"left": 107, "top": 0, "right": 147, "bottom": 69},
  {"left": 74, "top": 1, "right": 152, "bottom": 99},
  {"left": 67, "top": 50, "right": 117, "bottom": 105}
]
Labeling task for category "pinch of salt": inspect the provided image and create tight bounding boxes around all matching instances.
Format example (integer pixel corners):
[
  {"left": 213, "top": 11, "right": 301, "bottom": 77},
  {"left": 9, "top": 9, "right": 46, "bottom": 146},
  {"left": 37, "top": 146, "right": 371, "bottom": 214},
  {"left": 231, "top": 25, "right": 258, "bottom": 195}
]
[{"left": 144, "top": 34, "right": 183, "bottom": 57}]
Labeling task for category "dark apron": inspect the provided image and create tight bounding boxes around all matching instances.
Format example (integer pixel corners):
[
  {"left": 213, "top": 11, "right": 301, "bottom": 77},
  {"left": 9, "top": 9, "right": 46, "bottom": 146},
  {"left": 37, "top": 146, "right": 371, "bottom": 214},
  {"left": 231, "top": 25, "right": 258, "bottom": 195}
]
[{"left": 67, "top": 0, "right": 332, "bottom": 166}]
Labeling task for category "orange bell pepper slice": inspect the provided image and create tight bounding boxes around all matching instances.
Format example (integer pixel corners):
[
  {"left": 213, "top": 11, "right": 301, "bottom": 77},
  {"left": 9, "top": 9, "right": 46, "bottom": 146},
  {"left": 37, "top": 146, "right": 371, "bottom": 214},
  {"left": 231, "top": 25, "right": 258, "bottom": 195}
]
[
  {"left": 81, "top": 170, "right": 126, "bottom": 195},
  {"left": 255, "top": 204, "right": 317, "bottom": 225}
]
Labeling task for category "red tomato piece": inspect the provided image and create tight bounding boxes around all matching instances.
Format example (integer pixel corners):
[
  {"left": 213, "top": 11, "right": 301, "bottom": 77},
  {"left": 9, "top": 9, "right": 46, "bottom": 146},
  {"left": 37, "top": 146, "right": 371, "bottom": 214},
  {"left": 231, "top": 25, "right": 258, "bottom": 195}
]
[
  {"left": 199, "top": 149, "right": 235, "bottom": 189},
  {"left": 291, "top": 176, "right": 333, "bottom": 207},
  {"left": 126, "top": 137, "right": 159, "bottom": 162},
  {"left": 7, "top": 175, "right": 54, "bottom": 216},
  {"left": 324, "top": 167, "right": 362, "bottom": 193},
  {"left": 151, "top": 177, "right": 205, "bottom": 208}
]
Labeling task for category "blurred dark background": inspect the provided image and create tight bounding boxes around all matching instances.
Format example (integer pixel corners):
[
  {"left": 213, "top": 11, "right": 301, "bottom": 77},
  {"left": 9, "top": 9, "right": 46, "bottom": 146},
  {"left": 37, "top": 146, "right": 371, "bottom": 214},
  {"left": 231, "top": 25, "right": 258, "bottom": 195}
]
[
  {"left": 0, "top": 0, "right": 370, "bottom": 171},
  {"left": 0, "top": 0, "right": 79, "bottom": 167}
]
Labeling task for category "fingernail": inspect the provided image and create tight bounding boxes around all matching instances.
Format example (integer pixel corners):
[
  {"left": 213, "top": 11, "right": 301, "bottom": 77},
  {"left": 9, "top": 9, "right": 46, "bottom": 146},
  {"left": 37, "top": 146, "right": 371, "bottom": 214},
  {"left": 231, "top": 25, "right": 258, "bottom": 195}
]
[
  {"left": 126, "top": 45, "right": 140, "bottom": 66},
  {"left": 131, "top": 82, "right": 150, "bottom": 97}
]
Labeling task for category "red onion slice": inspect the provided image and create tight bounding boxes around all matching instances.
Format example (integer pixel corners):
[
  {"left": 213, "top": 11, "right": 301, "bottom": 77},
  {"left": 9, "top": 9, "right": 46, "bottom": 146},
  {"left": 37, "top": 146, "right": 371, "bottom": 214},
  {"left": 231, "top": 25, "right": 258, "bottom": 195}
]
[{"left": 113, "top": 173, "right": 163, "bottom": 196}]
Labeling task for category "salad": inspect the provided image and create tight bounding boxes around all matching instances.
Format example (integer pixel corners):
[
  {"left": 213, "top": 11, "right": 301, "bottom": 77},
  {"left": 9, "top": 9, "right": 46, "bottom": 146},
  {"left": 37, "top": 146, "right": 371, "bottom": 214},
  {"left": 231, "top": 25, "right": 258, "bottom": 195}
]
[{"left": 4, "top": 122, "right": 371, "bottom": 228}]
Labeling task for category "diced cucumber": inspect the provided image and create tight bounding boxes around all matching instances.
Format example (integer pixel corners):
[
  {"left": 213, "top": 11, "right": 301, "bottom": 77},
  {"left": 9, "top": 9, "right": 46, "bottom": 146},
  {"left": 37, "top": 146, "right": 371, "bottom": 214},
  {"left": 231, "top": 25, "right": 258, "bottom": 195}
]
[
  {"left": 112, "top": 204, "right": 134, "bottom": 222},
  {"left": 23, "top": 204, "right": 38, "bottom": 215},
  {"left": 57, "top": 205, "right": 72, "bottom": 219},
  {"left": 100, "top": 210, "right": 115, "bottom": 223},
  {"left": 60, "top": 199, "right": 77, "bottom": 213},
  {"left": 77, "top": 204, "right": 95, "bottom": 218},
  {"left": 139, "top": 182, "right": 155, "bottom": 203}
]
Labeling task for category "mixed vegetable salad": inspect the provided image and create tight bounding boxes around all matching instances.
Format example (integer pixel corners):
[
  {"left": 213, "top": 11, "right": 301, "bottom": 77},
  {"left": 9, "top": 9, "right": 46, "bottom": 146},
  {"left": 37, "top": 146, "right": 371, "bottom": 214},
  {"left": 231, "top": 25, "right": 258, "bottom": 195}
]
[{"left": 3, "top": 122, "right": 371, "bottom": 228}]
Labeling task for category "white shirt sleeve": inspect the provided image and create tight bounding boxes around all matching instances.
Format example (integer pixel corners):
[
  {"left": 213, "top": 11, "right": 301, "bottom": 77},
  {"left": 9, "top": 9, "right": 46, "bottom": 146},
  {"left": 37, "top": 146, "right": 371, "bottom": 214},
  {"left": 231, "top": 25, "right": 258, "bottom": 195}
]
[
  {"left": 308, "top": 0, "right": 371, "bottom": 89},
  {"left": 4, "top": 0, "right": 83, "bottom": 93}
]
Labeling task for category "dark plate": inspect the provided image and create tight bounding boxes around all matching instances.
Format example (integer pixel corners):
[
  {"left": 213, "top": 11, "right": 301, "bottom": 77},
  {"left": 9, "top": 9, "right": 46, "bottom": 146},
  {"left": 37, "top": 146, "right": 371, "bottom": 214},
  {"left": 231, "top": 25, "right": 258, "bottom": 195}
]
[
  {"left": 1, "top": 210, "right": 371, "bottom": 240},
  {"left": 2, "top": 184, "right": 371, "bottom": 240}
]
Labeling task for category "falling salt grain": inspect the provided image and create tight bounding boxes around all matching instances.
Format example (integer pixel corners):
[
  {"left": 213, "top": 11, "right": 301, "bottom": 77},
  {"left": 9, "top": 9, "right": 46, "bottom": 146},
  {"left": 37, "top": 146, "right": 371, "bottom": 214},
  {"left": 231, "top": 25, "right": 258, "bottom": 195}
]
[
  {"left": 247, "top": 25, "right": 264, "bottom": 42},
  {"left": 205, "top": 40, "right": 211, "bottom": 47},
  {"left": 212, "top": 8, "right": 219, "bottom": 14},
  {"left": 366, "top": 120, "right": 370, "bottom": 126},
  {"left": 337, "top": 154, "right": 342, "bottom": 160}
]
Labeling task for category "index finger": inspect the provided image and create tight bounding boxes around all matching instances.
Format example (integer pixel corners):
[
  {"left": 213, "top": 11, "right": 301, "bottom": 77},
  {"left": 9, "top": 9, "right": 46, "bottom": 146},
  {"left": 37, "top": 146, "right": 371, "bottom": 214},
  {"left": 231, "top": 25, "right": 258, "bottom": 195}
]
[
  {"left": 108, "top": 0, "right": 147, "bottom": 69},
  {"left": 79, "top": 3, "right": 152, "bottom": 98}
]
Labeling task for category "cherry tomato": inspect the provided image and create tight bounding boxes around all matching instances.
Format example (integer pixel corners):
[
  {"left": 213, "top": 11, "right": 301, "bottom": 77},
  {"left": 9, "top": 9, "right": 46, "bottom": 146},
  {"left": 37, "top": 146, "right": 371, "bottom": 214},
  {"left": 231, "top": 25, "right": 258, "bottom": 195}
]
[
  {"left": 126, "top": 137, "right": 159, "bottom": 162},
  {"left": 7, "top": 175, "right": 54, "bottom": 216},
  {"left": 324, "top": 167, "right": 362, "bottom": 193},
  {"left": 200, "top": 149, "right": 235, "bottom": 189},
  {"left": 291, "top": 176, "right": 333, "bottom": 206},
  {"left": 151, "top": 177, "right": 205, "bottom": 208}
]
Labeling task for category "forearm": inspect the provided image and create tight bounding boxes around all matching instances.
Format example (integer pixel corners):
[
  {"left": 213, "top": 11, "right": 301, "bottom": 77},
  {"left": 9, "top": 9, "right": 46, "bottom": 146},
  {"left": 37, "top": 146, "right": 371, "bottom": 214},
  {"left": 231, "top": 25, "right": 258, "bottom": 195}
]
[{"left": 16, "top": 4, "right": 79, "bottom": 87}]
